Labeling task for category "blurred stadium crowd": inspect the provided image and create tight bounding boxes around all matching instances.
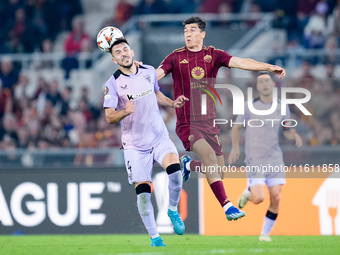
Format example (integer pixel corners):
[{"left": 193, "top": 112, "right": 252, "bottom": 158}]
[{"left": 0, "top": 0, "right": 339, "bottom": 151}]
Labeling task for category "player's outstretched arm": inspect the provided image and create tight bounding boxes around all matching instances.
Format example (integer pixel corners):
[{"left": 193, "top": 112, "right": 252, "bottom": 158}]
[
  {"left": 173, "top": 95, "right": 189, "bottom": 108},
  {"left": 156, "top": 67, "right": 166, "bottom": 81},
  {"left": 228, "top": 124, "right": 243, "bottom": 164},
  {"left": 155, "top": 91, "right": 188, "bottom": 108},
  {"left": 283, "top": 129, "right": 303, "bottom": 147},
  {"left": 105, "top": 100, "right": 135, "bottom": 124},
  {"left": 229, "top": 56, "right": 286, "bottom": 79}
]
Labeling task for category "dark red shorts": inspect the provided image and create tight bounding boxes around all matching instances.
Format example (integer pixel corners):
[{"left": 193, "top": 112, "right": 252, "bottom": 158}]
[{"left": 175, "top": 119, "right": 223, "bottom": 156}]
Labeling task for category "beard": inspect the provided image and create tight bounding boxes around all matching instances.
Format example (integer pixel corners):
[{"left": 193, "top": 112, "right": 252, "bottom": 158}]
[
  {"left": 119, "top": 56, "right": 133, "bottom": 69},
  {"left": 120, "top": 62, "right": 133, "bottom": 69}
]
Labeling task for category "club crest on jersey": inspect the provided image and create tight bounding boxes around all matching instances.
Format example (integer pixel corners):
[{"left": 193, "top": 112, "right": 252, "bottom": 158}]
[
  {"left": 204, "top": 55, "right": 212, "bottom": 63},
  {"left": 191, "top": 67, "right": 205, "bottom": 80},
  {"left": 104, "top": 86, "right": 109, "bottom": 95},
  {"left": 144, "top": 75, "right": 151, "bottom": 83}
]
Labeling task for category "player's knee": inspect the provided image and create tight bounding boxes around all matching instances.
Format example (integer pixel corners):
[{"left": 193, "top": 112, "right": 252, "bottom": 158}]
[
  {"left": 252, "top": 195, "right": 264, "bottom": 204},
  {"left": 270, "top": 193, "right": 281, "bottom": 206},
  {"left": 202, "top": 151, "right": 217, "bottom": 166}
]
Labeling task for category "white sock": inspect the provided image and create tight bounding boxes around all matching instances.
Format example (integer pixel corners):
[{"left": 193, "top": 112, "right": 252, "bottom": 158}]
[
  {"left": 244, "top": 188, "right": 250, "bottom": 198},
  {"left": 169, "top": 205, "right": 177, "bottom": 212},
  {"left": 150, "top": 233, "right": 160, "bottom": 239},
  {"left": 137, "top": 193, "right": 158, "bottom": 238},
  {"left": 223, "top": 201, "right": 233, "bottom": 212},
  {"left": 261, "top": 216, "right": 276, "bottom": 235},
  {"left": 186, "top": 162, "right": 191, "bottom": 171},
  {"left": 168, "top": 170, "right": 182, "bottom": 210}
]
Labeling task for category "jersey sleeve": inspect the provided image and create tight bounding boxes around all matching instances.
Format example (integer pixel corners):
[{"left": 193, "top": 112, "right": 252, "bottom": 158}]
[
  {"left": 215, "top": 49, "right": 232, "bottom": 68},
  {"left": 152, "top": 67, "right": 160, "bottom": 93},
  {"left": 159, "top": 52, "right": 174, "bottom": 76},
  {"left": 103, "top": 78, "right": 119, "bottom": 109}
]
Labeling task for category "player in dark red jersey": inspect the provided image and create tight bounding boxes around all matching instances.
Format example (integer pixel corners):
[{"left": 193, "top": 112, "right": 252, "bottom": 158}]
[{"left": 156, "top": 16, "right": 286, "bottom": 221}]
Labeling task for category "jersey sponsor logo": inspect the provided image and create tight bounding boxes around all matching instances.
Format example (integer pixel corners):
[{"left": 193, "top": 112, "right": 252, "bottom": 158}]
[
  {"left": 191, "top": 67, "right": 205, "bottom": 79},
  {"left": 126, "top": 89, "right": 153, "bottom": 101},
  {"left": 204, "top": 55, "right": 212, "bottom": 63},
  {"left": 180, "top": 59, "right": 188, "bottom": 64},
  {"left": 104, "top": 86, "right": 109, "bottom": 95}
]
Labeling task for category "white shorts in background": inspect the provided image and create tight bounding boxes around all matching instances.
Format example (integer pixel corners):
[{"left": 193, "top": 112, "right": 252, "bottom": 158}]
[
  {"left": 123, "top": 136, "right": 178, "bottom": 185},
  {"left": 246, "top": 161, "right": 286, "bottom": 188}
]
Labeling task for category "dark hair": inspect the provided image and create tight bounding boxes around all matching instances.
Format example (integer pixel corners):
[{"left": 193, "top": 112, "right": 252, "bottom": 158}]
[
  {"left": 257, "top": 71, "right": 274, "bottom": 79},
  {"left": 183, "top": 16, "right": 206, "bottom": 31},
  {"left": 109, "top": 38, "right": 129, "bottom": 54}
]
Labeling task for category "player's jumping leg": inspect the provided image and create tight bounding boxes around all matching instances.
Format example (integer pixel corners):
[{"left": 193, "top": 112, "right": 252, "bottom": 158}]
[
  {"left": 238, "top": 184, "right": 265, "bottom": 209},
  {"left": 193, "top": 139, "right": 245, "bottom": 221},
  {"left": 180, "top": 154, "right": 191, "bottom": 181},
  {"left": 180, "top": 154, "right": 205, "bottom": 182},
  {"left": 163, "top": 153, "right": 185, "bottom": 235},
  {"left": 238, "top": 187, "right": 250, "bottom": 209},
  {"left": 135, "top": 182, "right": 166, "bottom": 247},
  {"left": 259, "top": 184, "right": 282, "bottom": 241}
]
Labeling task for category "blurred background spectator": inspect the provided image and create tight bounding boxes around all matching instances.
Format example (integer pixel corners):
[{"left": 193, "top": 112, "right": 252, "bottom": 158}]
[
  {"left": 62, "top": 15, "right": 90, "bottom": 79},
  {"left": 0, "top": 0, "right": 339, "bottom": 154}
]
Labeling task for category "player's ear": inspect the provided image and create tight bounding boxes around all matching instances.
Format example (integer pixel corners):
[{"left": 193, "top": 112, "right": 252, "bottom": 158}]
[
  {"left": 131, "top": 49, "right": 135, "bottom": 58},
  {"left": 112, "top": 57, "right": 117, "bottom": 64},
  {"left": 201, "top": 31, "right": 206, "bottom": 39}
]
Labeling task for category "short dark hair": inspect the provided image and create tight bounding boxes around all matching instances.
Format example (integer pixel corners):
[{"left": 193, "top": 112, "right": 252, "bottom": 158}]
[
  {"left": 183, "top": 16, "right": 206, "bottom": 31},
  {"left": 109, "top": 38, "right": 129, "bottom": 54},
  {"left": 257, "top": 71, "right": 274, "bottom": 79}
]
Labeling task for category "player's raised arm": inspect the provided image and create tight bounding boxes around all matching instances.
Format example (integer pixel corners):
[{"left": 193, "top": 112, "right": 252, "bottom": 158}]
[
  {"left": 105, "top": 100, "right": 135, "bottom": 124},
  {"left": 229, "top": 56, "right": 286, "bottom": 79},
  {"left": 228, "top": 124, "right": 243, "bottom": 164},
  {"left": 173, "top": 95, "right": 189, "bottom": 108},
  {"left": 155, "top": 91, "right": 188, "bottom": 108},
  {"left": 156, "top": 67, "right": 166, "bottom": 81}
]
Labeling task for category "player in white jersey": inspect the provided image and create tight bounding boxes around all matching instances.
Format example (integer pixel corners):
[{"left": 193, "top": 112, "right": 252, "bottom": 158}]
[
  {"left": 103, "top": 38, "right": 189, "bottom": 247},
  {"left": 228, "top": 71, "right": 302, "bottom": 241}
]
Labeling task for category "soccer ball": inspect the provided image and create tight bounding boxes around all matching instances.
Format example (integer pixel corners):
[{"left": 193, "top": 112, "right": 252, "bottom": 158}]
[{"left": 97, "top": 26, "right": 124, "bottom": 53}]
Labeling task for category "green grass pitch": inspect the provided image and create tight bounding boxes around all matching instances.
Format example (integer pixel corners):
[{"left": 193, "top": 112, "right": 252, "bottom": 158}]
[{"left": 1, "top": 234, "right": 340, "bottom": 255}]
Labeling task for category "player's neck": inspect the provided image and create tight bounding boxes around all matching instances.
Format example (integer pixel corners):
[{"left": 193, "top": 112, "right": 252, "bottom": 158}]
[
  {"left": 119, "top": 64, "right": 137, "bottom": 75},
  {"left": 260, "top": 95, "right": 273, "bottom": 103},
  {"left": 186, "top": 43, "right": 203, "bottom": 52}
]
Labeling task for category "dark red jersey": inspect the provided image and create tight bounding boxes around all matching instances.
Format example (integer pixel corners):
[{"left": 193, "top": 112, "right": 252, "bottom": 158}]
[{"left": 160, "top": 46, "right": 232, "bottom": 123}]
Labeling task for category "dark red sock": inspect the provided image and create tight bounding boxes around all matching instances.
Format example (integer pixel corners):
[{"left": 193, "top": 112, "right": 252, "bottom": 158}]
[
  {"left": 189, "top": 160, "right": 204, "bottom": 173},
  {"left": 210, "top": 180, "right": 229, "bottom": 207}
]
